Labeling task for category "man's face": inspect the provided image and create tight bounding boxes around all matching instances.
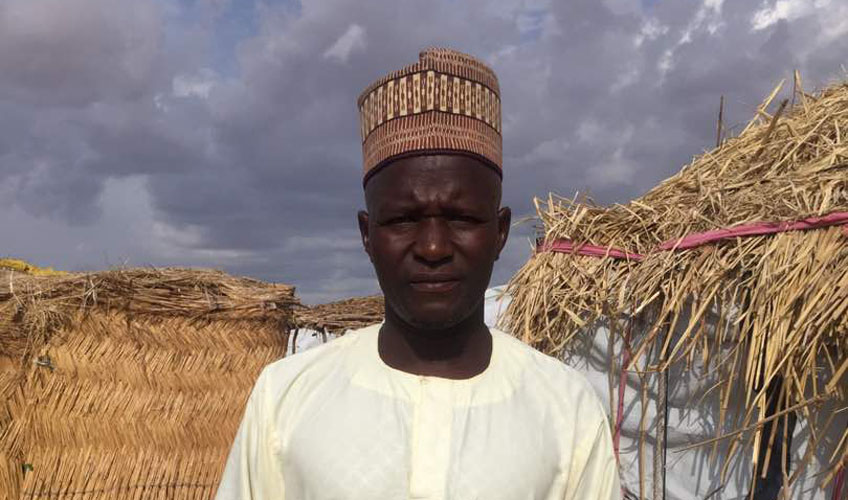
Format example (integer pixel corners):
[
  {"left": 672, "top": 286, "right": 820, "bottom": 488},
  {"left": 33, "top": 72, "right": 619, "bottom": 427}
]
[{"left": 358, "top": 155, "right": 511, "bottom": 332}]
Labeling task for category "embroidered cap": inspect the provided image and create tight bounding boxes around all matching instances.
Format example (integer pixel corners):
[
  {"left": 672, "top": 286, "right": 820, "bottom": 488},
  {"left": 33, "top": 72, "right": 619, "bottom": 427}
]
[{"left": 357, "top": 48, "right": 502, "bottom": 182}]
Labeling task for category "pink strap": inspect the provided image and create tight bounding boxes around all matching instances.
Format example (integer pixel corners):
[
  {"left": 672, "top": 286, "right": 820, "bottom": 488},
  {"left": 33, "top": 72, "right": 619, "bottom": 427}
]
[
  {"left": 539, "top": 212, "right": 848, "bottom": 259},
  {"left": 657, "top": 212, "right": 848, "bottom": 251},
  {"left": 538, "top": 240, "right": 644, "bottom": 261}
]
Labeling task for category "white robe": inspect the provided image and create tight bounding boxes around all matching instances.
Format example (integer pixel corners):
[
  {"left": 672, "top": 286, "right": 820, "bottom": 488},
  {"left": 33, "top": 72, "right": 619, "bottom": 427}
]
[{"left": 215, "top": 323, "right": 620, "bottom": 500}]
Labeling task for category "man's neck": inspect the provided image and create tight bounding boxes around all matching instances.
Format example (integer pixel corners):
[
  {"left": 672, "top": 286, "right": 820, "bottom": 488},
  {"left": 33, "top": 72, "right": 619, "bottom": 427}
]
[{"left": 378, "top": 306, "right": 492, "bottom": 380}]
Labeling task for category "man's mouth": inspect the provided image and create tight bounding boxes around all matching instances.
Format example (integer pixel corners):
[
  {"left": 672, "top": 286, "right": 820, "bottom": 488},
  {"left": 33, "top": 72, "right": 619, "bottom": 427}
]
[{"left": 409, "top": 274, "right": 461, "bottom": 293}]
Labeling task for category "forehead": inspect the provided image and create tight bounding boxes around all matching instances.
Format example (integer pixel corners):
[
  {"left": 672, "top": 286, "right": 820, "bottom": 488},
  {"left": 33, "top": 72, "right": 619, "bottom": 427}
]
[{"left": 365, "top": 155, "right": 500, "bottom": 210}]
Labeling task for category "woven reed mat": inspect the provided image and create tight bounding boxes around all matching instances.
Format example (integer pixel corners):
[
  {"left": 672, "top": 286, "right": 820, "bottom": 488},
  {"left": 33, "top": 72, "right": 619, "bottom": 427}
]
[{"left": 0, "top": 268, "right": 297, "bottom": 499}]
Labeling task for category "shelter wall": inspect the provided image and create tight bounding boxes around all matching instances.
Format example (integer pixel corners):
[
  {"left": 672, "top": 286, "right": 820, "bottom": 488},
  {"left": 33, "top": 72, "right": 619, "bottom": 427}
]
[{"left": 1, "top": 310, "right": 289, "bottom": 500}]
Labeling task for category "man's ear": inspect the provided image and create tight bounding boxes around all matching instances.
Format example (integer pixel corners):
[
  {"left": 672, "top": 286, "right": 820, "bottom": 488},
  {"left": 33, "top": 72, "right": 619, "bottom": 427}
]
[
  {"left": 495, "top": 206, "right": 511, "bottom": 261},
  {"left": 357, "top": 210, "right": 373, "bottom": 261}
]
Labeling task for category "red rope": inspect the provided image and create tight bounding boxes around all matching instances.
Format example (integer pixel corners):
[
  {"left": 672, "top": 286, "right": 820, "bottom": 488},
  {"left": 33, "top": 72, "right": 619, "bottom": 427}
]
[
  {"left": 833, "top": 465, "right": 845, "bottom": 500},
  {"left": 613, "top": 312, "right": 633, "bottom": 458},
  {"left": 537, "top": 239, "right": 644, "bottom": 261},
  {"left": 538, "top": 212, "right": 848, "bottom": 258},
  {"left": 656, "top": 212, "right": 848, "bottom": 251}
]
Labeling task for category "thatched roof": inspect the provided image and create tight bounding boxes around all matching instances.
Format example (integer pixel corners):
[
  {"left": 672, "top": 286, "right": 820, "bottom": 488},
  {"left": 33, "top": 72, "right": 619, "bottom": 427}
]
[
  {"left": 294, "top": 295, "right": 384, "bottom": 334},
  {"left": 1, "top": 268, "right": 298, "bottom": 499},
  {"left": 503, "top": 76, "right": 847, "bottom": 489}
]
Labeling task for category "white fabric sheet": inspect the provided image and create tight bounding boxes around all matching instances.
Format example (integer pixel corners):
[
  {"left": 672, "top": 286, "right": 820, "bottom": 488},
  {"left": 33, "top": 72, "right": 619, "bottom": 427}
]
[{"left": 486, "top": 288, "right": 843, "bottom": 500}]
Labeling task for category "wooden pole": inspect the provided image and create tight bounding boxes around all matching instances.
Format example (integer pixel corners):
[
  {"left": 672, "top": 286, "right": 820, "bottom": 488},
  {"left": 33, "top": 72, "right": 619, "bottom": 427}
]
[{"left": 716, "top": 95, "right": 725, "bottom": 148}]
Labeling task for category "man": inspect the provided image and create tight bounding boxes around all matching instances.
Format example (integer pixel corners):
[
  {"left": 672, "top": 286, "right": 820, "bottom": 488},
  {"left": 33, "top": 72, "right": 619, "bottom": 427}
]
[{"left": 215, "top": 48, "right": 620, "bottom": 499}]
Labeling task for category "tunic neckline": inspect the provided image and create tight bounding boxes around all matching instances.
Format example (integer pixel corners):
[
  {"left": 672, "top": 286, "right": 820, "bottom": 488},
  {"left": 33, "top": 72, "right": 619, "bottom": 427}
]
[
  {"left": 346, "top": 323, "right": 519, "bottom": 404},
  {"left": 368, "top": 322, "right": 502, "bottom": 385}
]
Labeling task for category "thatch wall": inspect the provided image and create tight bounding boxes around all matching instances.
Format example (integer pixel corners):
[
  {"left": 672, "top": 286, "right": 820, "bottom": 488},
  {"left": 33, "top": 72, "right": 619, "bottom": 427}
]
[
  {"left": 503, "top": 77, "right": 847, "bottom": 493},
  {"left": 0, "top": 268, "right": 297, "bottom": 500}
]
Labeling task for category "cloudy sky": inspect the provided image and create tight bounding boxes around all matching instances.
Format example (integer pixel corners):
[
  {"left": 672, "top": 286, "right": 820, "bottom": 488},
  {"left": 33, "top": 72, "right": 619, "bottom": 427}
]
[{"left": 1, "top": 0, "right": 846, "bottom": 303}]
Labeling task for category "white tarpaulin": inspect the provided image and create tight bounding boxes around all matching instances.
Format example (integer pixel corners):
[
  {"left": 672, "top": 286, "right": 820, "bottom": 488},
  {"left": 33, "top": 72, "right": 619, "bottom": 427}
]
[{"left": 487, "top": 288, "right": 843, "bottom": 500}]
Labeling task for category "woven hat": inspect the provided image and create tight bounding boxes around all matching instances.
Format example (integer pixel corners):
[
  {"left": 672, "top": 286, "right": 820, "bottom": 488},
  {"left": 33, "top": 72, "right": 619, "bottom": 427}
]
[{"left": 357, "top": 48, "right": 502, "bottom": 182}]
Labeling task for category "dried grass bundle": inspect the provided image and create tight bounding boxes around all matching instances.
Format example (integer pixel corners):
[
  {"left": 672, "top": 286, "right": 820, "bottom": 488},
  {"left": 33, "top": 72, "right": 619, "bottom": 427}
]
[
  {"left": 506, "top": 198, "right": 648, "bottom": 353},
  {"left": 0, "top": 267, "right": 298, "bottom": 499},
  {"left": 295, "top": 295, "right": 384, "bottom": 335},
  {"left": 503, "top": 76, "right": 848, "bottom": 490}
]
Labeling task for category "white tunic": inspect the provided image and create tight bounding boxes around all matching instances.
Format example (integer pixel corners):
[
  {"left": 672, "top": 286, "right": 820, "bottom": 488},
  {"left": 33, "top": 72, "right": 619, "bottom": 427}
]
[{"left": 215, "top": 324, "right": 620, "bottom": 500}]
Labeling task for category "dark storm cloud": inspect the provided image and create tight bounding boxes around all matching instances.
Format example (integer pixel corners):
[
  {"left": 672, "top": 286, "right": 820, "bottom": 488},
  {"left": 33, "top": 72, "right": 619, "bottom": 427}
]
[
  {"left": 0, "top": 0, "right": 171, "bottom": 220},
  {"left": 1, "top": 0, "right": 847, "bottom": 302},
  {"left": 0, "top": 0, "right": 164, "bottom": 107}
]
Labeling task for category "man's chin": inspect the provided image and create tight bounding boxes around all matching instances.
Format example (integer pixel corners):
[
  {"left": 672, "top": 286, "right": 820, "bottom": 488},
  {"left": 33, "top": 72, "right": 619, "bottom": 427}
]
[
  {"left": 385, "top": 288, "right": 483, "bottom": 332},
  {"left": 406, "top": 315, "right": 462, "bottom": 333},
  {"left": 398, "top": 304, "right": 471, "bottom": 333}
]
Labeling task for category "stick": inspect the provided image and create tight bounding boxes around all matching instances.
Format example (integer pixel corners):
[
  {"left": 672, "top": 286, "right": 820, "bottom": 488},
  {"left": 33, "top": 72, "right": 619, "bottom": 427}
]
[
  {"left": 674, "top": 394, "right": 827, "bottom": 452},
  {"left": 751, "top": 99, "right": 789, "bottom": 162}
]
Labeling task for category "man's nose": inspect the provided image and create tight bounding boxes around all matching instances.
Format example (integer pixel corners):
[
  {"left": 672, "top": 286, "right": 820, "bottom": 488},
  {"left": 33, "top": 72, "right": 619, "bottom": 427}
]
[{"left": 413, "top": 217, "right": 453, "bottom": 265}]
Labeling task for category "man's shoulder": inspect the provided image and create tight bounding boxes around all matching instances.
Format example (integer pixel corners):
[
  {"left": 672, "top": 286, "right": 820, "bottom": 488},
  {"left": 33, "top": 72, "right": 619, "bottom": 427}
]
[
  {"left": 258, "top": 324, "right": 378, "bottom": 390},
  {"left": 492, "top": 328, "right": 605, "bottom": 414},
  {"left": 492, "top": 327, "right": 578, "bottom": 378}
]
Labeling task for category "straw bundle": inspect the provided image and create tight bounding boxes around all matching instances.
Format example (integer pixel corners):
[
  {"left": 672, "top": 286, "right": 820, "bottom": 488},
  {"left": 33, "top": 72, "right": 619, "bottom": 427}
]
[
  {"left": 0, "top": 268, "right": 298, "bottom": 499},
  {"left": 503, "top": 77, "right": 847, "bottom": 490},
  {"left": 295, "top": 295, "right": 384, "bottom": 335},
  {"left": 505, "top": 198, "right": 647, "bottom": 353}
]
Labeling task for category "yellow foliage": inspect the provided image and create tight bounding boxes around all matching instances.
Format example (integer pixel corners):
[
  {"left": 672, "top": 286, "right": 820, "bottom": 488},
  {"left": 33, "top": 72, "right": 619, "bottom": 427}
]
[{"left": 0, "top": 258, "right": 67, "bottom": 276}]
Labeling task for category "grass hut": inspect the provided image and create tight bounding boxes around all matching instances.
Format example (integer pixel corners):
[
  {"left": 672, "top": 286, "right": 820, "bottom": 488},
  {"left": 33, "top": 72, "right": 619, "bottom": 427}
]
[
  {"left": 0, "top": 268, "right": 298, "bottom": 499},
  {"left": 294, "top": 295, "right": 384, "bottom": 337},
  {"left": 503, "top": 76, "right": 847, "bottom": 496}
]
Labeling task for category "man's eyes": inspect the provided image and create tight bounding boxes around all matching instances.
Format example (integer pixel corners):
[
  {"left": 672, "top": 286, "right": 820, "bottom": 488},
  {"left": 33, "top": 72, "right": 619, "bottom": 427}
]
[
  {"left": 382, "top": 215, "right": 482, "bottom": 225},
  {"left": 384, "top": 216, "right": 415, "bottom": 225},
  {"left": 448, "top": 215, "right": 482, "bottom": 223}
]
